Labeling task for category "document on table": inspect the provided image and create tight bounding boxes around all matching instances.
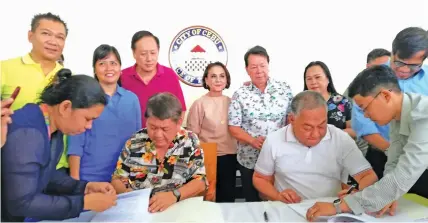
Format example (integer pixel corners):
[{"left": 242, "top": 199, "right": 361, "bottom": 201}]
[
  {"left": 151, "top": 196, "right": 224, "bottom": 222},
  {"left": 287, "top": 197, "right": 377, "bottom": 222},
  {"left": 90, "top": 188, "right": 153, "bottom": 222},
  {"left": 287, "top": 197, "right": 336, "bottom": 220},
  {"left": 288, "top": 196, "right": 428, "bottom": 222},
  {"left": 90, "top": 189, "right": 224, "bottom": 222}
]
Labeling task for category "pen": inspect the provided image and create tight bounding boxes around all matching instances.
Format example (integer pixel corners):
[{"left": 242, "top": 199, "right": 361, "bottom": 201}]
[
  {"left": 346, "top": 184, "right": 357, "bottom": 195},
  {"left": 264, "top": 211, "right": 269, "bottom": 222}
]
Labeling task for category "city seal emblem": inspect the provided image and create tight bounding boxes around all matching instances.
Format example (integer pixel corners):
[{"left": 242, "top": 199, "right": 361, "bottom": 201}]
[{"left": 169, "top": 25, "right": 228, "bottom": 87}]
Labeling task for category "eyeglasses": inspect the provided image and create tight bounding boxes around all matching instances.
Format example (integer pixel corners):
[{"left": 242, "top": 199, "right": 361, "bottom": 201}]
[
  {"left": 393, "top": 60, "right": 423, "bottom": 72},
  {"left": 361, "top": 89, "right": 392, "bottom": 113},
  {"left": 361, "top": 92, "right": 381, "bottom": 113}
]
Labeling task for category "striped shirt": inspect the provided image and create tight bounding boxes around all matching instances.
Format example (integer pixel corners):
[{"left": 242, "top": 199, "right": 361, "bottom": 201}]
[{"left": 344, "top": 92, "right": 428, "bottom": 214}]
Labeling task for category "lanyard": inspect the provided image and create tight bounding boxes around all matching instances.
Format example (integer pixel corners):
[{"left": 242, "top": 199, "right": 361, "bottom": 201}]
[{"left": 39, "top": 104, "right": 51, "bottom": 140}]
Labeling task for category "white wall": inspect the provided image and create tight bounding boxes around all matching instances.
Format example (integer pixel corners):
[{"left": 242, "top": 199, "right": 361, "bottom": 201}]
[{"left": 1, "top": 0, "right": 428, "bottom": 112}]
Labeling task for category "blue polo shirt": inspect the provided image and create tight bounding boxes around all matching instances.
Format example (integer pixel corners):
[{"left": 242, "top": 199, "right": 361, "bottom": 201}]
[
  {"left": 68, "top": 86, "right": 141, "bottom": 182},
  {"left": 352, "top": 64, "right": 428, "bottom": 140}
]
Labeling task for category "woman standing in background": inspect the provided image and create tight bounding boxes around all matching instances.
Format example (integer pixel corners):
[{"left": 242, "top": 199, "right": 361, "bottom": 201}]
[
  {"left": 303, "top": 61, "right": 355, "bottom": 138},
  {"left": 68, "top": 44, "right": 141, "bottom": 182},
  {"left": 187, "top": 62, "right": 237, "bottom": 202}
]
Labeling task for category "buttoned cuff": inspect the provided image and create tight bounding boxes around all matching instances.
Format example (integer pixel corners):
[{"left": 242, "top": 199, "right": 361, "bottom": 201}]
[{"left": 343, "top": 194, "right": 365, "bottom": 215}]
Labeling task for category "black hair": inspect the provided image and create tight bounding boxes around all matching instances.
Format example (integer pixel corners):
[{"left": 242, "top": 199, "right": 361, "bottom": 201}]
[
  {"left": 144, "top": 93, "right": 182, "bottom": 123},
  {"left": 367, "top": 48, "right": 391, "bottom": 63},
  {"left": 348, "top": 65, "right": 401, "bottom": 98},
  {"left": 131, "top": 30, "right": 160, "bottom": 50},
  {"left": 202, "top": 62, "right": 231, "bottom": 90},
  {"left": 244, "top": 45, "right": 270, "bottom": 67},
  {"left": 92, "top": 44, "right": 122, "bottom": 86},
  {"left": 39, "top": 68, "right": 107, "bottom": 108},
  {"left": 303, "top": 61, "right": 338, "bottom": 94},
  {"left": 31, "top": 12, "right": 68, "bottom": 36},
  {"left": 392, "top": 27, "right": 428, "bottom": 59}
]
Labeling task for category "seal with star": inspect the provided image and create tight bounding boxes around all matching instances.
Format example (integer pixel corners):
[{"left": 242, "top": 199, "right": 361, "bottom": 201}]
[{"left": 169, "top": 25, "right": 228, "bottom": 87}]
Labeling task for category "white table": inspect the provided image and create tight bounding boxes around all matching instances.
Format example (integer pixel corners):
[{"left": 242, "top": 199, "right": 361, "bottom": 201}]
[
  {"left": 52, "top": 197, "right": 427, "bottom": 222},
  {"left": 221, "top": 197, "right": 428, "bottom": 222},
  {"left": 220, "top": 201, "right": 306, "bottom": 222},
  {"left": 57, "top": 201, "right": 306, "bottom": 222}
]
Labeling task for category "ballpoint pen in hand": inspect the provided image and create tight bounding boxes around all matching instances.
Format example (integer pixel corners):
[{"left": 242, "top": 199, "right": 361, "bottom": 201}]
[
  {"left": 346, "top": 184, "right": 357, "bottom": 195},
  {"left": 338, "top": 183, "right": 358, "bottom": 199}
]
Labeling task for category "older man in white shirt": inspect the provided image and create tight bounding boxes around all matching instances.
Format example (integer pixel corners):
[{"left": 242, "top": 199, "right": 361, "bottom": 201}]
[{"left": 253, "top": 91, "right": 378, "bottom": 203}]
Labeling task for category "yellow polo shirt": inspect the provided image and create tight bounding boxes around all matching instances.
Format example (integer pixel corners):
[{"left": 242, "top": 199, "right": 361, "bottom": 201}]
[
  {"left": 1, "top": 54, "right": 63, "bottom": 110},
  {"left": 1, "top": 53, "right": 69, "bottom": 169}
]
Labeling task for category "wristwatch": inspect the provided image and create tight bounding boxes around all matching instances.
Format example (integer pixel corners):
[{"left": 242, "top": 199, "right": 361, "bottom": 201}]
[
  {"left": 172, "top": 189, "right": 181, "bottom": 202},
  {"left": 333, "top": 198, "right": 342, "bottom": 214}
]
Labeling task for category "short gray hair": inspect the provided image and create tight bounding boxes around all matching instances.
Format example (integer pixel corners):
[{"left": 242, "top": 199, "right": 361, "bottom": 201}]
[
  {"left": 145, "top": 93, "right": 182, "bottom": 122},
  {"left": 290, "top": 90, "right": 327, "bottom": 116}
]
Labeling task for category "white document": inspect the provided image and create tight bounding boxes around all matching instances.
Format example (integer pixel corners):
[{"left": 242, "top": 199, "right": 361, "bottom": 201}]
[
  {"left": 288, "top": 197, "right": 336, "bottom": 219},
  {"left": 90, "top": 188, "right": 153, "bottom": 222},
  {"left": 288, "top": 196, "right": 428, "bottom": 222},
  {"left": 90, "top": 190, "right": 224, "bottom": 222},
  {"left": 326, "top": 213, "right": 373, "bottom": 222},
  {"left": 288, "top": 197, "right": 377, "bottom": 222},
  {"left": 151, "top": 197, "right": 224, "bottom": 222}
]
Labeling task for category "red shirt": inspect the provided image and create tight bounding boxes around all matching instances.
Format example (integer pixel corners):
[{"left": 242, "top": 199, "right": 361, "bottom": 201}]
[{"left": 121, "top": 63, "right": 187, "bottom": 127}]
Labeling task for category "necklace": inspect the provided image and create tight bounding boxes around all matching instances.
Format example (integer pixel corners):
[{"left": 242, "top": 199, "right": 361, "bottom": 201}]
[{"left": 39, "top": 104, "right": 51, "bottom": 139}]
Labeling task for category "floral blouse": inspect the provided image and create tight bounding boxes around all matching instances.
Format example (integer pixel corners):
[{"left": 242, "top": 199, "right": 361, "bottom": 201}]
[
  {"left": 112, "top": 128, "right": 207, "bottom": 195},
  {"left": 327, "top": 93, "right": 352, "bottom": 130},
  {"left": 228, "top": 78, "right": 294, "bottom": 169}
]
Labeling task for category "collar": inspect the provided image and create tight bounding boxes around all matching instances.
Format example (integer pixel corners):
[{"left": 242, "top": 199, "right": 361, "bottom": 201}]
[
  {"left": 415, "top": 65, "right": 427, "bottom": 80},
  {"left": 21, "top": 53, "right": 61, "bottom": 68},
  {"left": 248, "top": 78, "right": 272, "bottom": 92},
  {"left": 285, "top": 124, "right": 331, "bottom": 144},
  {"left": 22, "top": 53, "right": 36, "bottom": 64},
  {"left": 115, "top": 85, "right": 125, "bottom": 96},
  {"left": 39, "top": 104, "right": 52, "bottom": 139},
  {"left": 105, "top": 85, "right": 124, "bottom": 104},
  {"left": 175, "top": 127, "right": 187, "bottom": 139},
  {"left": 132, "top": 63, "right": 164, "bottom": 78},
  {"left": 398, "top": 93, "right": 412, "bottom": 136},
  {"left": 398, "top": 64, "right": 427, "bottom": 81}
]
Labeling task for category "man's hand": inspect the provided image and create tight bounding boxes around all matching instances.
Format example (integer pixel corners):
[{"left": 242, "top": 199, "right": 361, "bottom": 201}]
[
  {"left": 372, "top": 201, "right": 398, "bottom": 218},
  {"left": 250, "top": 136, "right": 266, "bottom": 150},
  {"left": 148, "top": 191, "right": 177, "bottom": 213},
  {"left": 1, "top": 98, "right": 14, "bottom": 147},
  {"left": 278, "top": 189, "right": 301, "bottom": 204},
  {"left": 85, "top": 182, "right": 116, "bottom": 195},
  {"left": 306, "top": 202, "right": 336, "bottom": 222},
  {"left": 84, "top": 193, "right": 117, "bottom": 212}
]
